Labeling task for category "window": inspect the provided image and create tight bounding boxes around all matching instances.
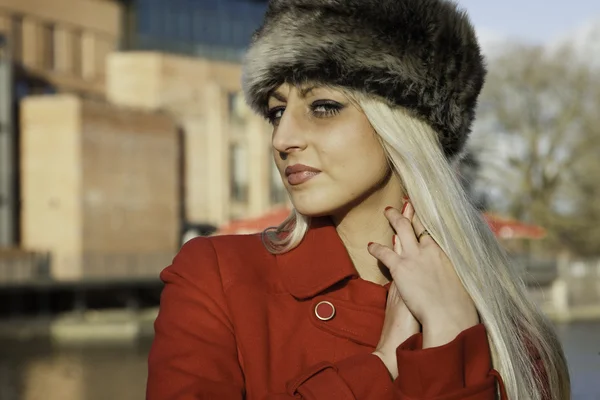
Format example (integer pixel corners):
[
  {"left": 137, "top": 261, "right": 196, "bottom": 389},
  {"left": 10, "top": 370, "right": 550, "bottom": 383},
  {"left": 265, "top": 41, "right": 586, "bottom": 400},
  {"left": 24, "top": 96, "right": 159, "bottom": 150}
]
[
  {"left": 10, "top": 15, "right": 22, "bottom": 63},
  {"left": 230, "top": 143, "right": 248, "bottom": 203},
  {"left": 131, "top": 0, "right": 268, "bottom": 61},
  {"left": 72, "top": 29, "right": 84, "bottom": 76},
  {"left": 43, "top": 23, "right": 55, "bottom": 70},
  {"left": 228, "top": 91, "right": 248, "bottom": 124},
  {"left": 270, "top": 161, "right": 287, "bottom": 205}
]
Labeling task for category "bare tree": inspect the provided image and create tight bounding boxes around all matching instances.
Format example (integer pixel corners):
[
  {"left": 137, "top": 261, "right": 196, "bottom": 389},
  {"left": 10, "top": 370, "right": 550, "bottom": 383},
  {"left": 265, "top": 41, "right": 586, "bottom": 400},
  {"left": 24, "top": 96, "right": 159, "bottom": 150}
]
[
  {"left": 471, "top": 44, "right": 600, "bottom": 256},
  {"left": 457, "top": 150, "right": 488, "bottom": 211}
]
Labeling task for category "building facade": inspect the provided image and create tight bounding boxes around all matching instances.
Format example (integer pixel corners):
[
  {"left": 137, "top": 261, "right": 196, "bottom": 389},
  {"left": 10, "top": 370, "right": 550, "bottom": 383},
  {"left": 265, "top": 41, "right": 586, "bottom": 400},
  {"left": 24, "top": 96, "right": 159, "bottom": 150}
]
[
  {"left": 106, "top": 51, "right": 288, "bottom": 229},
  {"left": 131, "top": 0, "right": 268, "bottom": 62},
  {"left": 1, "top": 0, "right": 285, "bottom": 281},
  {"left": 0, "top": 0, "right": 121, "bottom": 97}
]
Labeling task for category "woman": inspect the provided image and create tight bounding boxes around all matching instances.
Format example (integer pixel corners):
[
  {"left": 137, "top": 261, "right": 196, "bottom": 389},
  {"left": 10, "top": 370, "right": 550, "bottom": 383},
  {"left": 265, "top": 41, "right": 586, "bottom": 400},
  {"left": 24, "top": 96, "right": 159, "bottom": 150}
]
[{"left": 147, "top": 0, "right": 571, "bottom": 399}]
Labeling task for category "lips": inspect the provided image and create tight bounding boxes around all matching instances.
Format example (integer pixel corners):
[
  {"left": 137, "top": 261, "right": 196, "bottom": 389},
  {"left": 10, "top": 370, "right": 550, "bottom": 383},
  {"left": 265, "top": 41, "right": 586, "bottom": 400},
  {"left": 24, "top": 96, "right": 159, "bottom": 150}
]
[{"left": 285, "top": 164, "right": 321, "bottom": 186}]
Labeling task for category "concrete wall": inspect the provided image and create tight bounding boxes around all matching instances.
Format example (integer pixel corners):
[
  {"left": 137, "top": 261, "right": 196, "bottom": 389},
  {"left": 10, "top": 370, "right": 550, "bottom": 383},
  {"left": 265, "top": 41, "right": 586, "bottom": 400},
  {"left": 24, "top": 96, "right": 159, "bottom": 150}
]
[
  {"left": 0, "top": 0, "right": 120, "bottom": 35},
  {"left": 106, "top": 52, "right": 280, "bottom": 227},
  {"left": 80, "top": 101, "right": 180, "bottom": 252},
  {"left": 0, "top": 0, "right": 121, "bottom": 96},
  {"left": 106, "top": 52, "right": 243, "bottom": 112},
  {"left": 20, "top": 94, "right": 179, "bottom": 280},
  {"left": 20, "top": 96, "right": 83, "bottom": 279}
]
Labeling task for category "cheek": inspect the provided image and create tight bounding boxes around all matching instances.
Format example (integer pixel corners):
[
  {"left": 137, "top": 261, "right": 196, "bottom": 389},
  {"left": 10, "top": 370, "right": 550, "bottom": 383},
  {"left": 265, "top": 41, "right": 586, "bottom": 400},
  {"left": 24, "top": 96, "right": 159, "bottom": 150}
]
[
  {"left": 326, "top": 132, "right": 386, "bottom": 173},
  {"left": 348, "top": 141, "right": 389, "bottom": 191}
]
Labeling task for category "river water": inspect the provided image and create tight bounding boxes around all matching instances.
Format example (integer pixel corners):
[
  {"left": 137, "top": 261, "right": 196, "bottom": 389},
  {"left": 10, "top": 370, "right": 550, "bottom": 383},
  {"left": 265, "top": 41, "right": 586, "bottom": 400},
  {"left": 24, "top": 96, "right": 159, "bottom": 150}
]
[{"left": 0, "top": 321, "right": 598, "bottom": 400}]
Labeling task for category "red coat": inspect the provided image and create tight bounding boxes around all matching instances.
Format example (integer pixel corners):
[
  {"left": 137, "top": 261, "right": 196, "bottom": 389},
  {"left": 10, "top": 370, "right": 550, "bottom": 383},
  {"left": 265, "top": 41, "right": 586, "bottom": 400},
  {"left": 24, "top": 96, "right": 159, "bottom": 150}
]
[{"left": 147, "top": 217, "right": 508, "bottom": 399}]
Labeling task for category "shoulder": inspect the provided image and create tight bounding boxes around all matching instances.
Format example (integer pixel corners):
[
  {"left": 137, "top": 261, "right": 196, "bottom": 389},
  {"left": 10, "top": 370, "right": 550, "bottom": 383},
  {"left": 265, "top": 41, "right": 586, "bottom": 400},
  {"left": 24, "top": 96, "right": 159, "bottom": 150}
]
[
  {"left": 163, "top": 233, "right": 276, "bottom": 290},
  {"left": 181, "top": 233, "right": 272, "bottom": 267},
  {"left": 176, "top": 233, "right": 265, "bottom": 259}
]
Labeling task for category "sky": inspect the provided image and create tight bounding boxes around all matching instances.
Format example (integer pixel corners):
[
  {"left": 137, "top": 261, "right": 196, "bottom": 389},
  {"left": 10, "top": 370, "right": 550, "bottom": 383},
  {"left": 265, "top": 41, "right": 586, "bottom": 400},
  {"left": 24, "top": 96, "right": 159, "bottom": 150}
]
[{"left": 455, "top": 0, "right": 600, "bottom": 44}]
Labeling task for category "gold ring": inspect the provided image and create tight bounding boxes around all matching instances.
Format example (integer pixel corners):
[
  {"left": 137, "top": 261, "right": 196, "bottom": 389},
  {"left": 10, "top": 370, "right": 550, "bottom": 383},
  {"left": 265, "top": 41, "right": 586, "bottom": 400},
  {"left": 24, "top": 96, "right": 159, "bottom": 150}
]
[{"left": 417, "top": 229, "right": 431, "bottom": 242}]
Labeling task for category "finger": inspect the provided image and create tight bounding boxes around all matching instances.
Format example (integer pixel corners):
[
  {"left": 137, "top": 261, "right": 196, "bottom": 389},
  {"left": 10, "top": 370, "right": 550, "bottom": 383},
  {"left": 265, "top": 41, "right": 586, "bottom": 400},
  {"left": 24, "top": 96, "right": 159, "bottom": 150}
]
[
  {"left": 404, "top": 200, "right": 414, "bottom": 219},
  {"left": 385, "top": 207, "right": 419, "bottom": 253},
  {"left": 409, "top": 203, "right": 435, "bottom": 244},
  {"left": 393, "top": 234, "right": 402, "bottom": 256},
  {"left": 367, "top": 243, "right": 402, "bottom": 277},
  {"left": 408, "top": 202, "right": 425, "bottom": 237}
]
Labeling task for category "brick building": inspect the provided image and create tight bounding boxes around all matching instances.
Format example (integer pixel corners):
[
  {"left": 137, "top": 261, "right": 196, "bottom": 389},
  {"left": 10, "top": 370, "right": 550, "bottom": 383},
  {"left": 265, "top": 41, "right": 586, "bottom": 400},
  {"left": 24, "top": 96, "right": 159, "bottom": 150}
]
[{"left": 0, "top": 0, "right": 286, "bottom": 281}]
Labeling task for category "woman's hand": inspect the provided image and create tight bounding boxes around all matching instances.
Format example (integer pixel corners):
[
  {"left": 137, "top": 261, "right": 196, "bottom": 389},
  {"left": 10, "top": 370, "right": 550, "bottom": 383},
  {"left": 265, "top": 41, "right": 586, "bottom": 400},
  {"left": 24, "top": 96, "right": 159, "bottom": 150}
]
[
  {"left": 368, "top": 202, "right": 479, "bottom": 349},
  {"left": 372, "top": 247, "right": 420, "bottom": 378}
]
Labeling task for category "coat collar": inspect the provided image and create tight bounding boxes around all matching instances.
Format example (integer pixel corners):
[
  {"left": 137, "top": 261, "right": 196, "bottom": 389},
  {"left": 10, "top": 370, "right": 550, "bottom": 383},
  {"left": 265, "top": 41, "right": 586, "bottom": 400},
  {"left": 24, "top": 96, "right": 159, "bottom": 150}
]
[{"left": 276, "top": 217, "right": 359, "bottom": 299}]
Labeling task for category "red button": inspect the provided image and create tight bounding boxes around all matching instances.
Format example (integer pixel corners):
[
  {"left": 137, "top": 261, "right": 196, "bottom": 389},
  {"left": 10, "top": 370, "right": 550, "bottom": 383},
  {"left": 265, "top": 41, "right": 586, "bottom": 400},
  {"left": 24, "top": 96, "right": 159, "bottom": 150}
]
[{"left": 315, "top": 301, "right": 335, "bottom": 321}]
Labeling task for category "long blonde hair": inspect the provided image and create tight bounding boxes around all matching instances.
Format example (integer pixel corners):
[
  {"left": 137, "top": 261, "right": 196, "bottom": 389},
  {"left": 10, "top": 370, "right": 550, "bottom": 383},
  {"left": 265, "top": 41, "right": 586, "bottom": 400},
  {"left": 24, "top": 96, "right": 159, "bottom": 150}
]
[{"left": 262, "top": 90, "right": 570, "bottom": 399}]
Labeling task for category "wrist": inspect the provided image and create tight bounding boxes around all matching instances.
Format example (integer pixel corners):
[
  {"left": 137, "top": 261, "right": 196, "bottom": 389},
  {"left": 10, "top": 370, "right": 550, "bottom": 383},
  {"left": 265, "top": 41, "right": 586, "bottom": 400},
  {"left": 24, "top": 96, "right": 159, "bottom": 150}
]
[
  {"left": 372, "top": 350, "right": 397, "bottom": 380},
  {"left": 422, "top": 314, "right": 479, "bottom": 349}
]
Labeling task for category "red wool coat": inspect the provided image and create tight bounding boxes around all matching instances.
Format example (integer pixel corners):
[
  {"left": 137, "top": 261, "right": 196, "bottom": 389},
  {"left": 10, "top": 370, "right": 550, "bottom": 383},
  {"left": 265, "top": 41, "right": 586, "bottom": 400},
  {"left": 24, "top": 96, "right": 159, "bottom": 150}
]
[{"left": 147, "top": 218, "right": 509, "bottom": 399}]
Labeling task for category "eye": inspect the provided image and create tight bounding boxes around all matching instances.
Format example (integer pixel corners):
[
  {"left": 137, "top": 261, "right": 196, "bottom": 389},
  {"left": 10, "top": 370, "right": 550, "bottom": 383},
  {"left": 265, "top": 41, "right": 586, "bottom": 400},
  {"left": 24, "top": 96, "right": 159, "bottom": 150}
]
[
  {"left": 266, "top": 106, "right": 285, "bottom": 126},
  {"left": 310, "top": 100, "right": 343, "bottom": 118}
]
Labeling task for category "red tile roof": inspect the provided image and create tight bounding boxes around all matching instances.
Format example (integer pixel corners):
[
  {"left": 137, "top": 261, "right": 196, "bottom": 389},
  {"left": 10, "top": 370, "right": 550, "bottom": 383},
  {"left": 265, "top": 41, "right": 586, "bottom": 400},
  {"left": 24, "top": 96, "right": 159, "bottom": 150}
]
[{"left": 217, "top": 208, "right": 546, "bottom": 240}]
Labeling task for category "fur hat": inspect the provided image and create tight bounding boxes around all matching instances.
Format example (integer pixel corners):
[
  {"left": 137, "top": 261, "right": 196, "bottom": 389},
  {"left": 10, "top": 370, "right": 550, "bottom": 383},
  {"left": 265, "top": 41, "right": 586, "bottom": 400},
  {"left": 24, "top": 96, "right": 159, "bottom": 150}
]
[{"left": 241, "top": 0, "right": 487, "bottom": 159}]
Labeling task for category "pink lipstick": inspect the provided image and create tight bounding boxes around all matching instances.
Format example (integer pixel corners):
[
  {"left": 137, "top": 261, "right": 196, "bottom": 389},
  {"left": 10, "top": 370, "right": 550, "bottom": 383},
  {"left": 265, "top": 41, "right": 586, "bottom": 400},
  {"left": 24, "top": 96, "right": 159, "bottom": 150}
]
[{"left": 285, "top": 164, "right": 321, "bottom": 186}]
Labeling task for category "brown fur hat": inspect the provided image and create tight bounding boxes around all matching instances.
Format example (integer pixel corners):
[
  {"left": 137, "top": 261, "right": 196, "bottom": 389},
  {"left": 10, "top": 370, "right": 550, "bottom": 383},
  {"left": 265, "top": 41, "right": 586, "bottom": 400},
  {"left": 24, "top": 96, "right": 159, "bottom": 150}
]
[{"left": 241, "top": 0, "right": 487, "bottom": 159}]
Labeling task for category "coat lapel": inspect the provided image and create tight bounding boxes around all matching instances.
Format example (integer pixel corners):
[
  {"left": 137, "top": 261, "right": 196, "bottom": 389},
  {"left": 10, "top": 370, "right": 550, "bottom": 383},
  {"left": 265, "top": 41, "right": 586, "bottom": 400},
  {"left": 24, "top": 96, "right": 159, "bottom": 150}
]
[{"left": 276, "top": 217, "right": 358, "bottom": 300}]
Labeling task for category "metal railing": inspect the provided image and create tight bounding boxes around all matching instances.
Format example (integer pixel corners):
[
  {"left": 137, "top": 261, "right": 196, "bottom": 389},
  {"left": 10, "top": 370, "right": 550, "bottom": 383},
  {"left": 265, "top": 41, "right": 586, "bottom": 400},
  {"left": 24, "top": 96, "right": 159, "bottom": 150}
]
[
  {"left": 80, "top": 252, "right": 174, "bottom": 281},
  {"left": 0, "top": 251, "right": 175, "bottom": 287},
  {"left": 0, "top": 251, "right": 50, "bottom": 285}
]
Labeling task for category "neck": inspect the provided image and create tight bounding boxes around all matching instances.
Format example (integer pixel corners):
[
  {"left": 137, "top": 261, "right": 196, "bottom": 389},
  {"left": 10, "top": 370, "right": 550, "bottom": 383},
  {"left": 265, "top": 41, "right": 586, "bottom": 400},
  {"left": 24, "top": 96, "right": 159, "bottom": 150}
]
[{"left": 331, "top": 174, "right": 404, "bottom": 286}]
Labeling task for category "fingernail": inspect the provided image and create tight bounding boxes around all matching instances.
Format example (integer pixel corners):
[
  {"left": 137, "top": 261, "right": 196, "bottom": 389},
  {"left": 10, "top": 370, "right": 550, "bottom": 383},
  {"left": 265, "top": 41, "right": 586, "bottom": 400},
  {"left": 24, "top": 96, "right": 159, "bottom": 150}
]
[
  {"left": 367, "top": 242, "right": 374, "bottom": 248},
  {"left": 401, "top": 202, "right": 408, "bottom": 214},
  {"left": 384, "top": 206, "right": 393, "bottom": 212},
  {"left": 392, "top": 235, "right": 396, "bottom": 246}
]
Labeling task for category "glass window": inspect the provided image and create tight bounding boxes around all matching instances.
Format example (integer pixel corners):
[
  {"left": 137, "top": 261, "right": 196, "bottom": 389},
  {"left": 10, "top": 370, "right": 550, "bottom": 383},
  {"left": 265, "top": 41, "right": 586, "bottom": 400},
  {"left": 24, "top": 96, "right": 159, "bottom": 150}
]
[
  {"left": 270, "top": 160, "right": 287, "bottom": 205},
  {"left": 10, "top": 15, "right": 22, "bottom": 63},
  {"left": 71, "top": 29, "right": 83, "bottom": 77},
  {"left": 43, "top": 24, "right": 55, "bottom": 70},
  {"left": 228, "top": 91, "right": 248, "bottom": 124},
  {"left": 131, "top": 0, "right": 267, "bottom": 60},
  {"left": 230, "top": 143, "right": 248, "bottom": 203}
]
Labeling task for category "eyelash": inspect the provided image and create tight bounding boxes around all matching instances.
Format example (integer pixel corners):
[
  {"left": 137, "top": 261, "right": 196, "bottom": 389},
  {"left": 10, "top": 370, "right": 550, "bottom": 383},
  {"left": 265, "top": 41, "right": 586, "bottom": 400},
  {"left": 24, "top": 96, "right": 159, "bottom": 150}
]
[{"left": 266, "top": 101, "right": 343, "bottom": 126}]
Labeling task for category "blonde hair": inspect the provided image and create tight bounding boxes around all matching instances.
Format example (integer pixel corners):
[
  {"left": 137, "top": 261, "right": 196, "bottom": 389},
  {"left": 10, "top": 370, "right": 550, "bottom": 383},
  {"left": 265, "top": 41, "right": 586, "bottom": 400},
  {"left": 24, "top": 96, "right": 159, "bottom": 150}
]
[{"left": 262, "top": 91, "right": 570, "bottom": 399}]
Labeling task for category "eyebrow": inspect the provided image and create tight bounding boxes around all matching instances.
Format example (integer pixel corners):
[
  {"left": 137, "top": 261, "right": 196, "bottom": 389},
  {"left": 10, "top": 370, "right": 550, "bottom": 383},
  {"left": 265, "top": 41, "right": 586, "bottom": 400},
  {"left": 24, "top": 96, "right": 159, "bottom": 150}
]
[
  {"left": 270, "top": 91, "right": 287, "bottom": 102},
  {"left": 269, "top": 85, "right": 318, "bottom": 103}
]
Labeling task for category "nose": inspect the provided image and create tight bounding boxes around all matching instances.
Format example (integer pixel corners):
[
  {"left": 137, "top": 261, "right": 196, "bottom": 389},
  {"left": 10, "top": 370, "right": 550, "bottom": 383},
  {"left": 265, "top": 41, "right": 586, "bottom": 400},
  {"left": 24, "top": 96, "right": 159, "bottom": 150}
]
[{"left": 272, "top": 107, "right": 308, "bottom": 156}]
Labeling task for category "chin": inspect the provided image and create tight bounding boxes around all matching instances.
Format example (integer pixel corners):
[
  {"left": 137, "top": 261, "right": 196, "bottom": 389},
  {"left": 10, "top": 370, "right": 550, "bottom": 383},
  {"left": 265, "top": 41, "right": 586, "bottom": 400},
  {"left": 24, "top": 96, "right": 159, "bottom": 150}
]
[
  {"left": 290, "top": 194, "right": 347, "bottom": 219},
  {"left": 291, "top": 202, "right": 328, "bottom": 217}
]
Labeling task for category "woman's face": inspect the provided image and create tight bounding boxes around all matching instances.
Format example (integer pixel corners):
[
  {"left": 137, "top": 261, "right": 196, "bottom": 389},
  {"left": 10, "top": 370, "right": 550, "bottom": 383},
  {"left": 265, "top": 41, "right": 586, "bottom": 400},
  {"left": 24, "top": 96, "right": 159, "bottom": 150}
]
[{"left": 268, "top": 83, "right": 394, "bottom": 217}]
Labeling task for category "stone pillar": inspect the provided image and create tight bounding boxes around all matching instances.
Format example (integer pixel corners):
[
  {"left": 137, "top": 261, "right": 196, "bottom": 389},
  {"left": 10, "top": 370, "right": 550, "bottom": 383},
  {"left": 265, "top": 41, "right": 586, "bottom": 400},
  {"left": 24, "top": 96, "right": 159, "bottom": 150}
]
[
  {"left": 20, "top": 95, "right": 83, "bottom": 280},
  {"left": 180, "top": 115, "right": 209, "bottom": 224},
  {"left": 53, "top": 26, "right": 72, "bottom": 73},
  {"left": 21, "top": 17, "right": 39, "bottom": 67},
  {"left": 204, "top": 83, "right": 230, "bottom": 226},
  {"left": 247, "top": 114, "right": 270, "bottom": 217}
]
